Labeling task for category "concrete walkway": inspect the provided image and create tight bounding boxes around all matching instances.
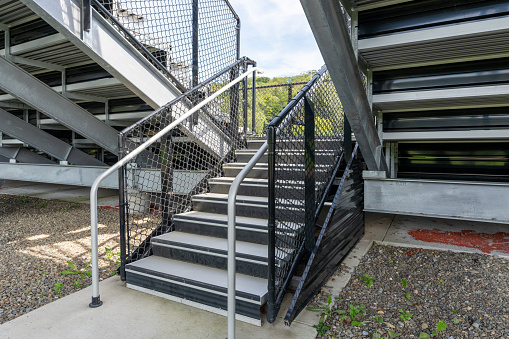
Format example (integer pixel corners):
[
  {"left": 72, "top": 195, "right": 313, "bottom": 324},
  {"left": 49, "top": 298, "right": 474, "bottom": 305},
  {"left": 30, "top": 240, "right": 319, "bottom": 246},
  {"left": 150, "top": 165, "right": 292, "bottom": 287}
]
[{"left": 1, "top": 180, "right": 507, "bottom": 338}]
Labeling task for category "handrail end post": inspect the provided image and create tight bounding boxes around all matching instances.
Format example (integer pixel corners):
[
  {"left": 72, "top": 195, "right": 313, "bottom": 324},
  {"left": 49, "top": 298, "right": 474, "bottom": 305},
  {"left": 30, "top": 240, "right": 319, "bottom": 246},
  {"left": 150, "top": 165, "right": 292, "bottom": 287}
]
[{"left": 89, "top": 296, "right": 103, "bottom": 308}]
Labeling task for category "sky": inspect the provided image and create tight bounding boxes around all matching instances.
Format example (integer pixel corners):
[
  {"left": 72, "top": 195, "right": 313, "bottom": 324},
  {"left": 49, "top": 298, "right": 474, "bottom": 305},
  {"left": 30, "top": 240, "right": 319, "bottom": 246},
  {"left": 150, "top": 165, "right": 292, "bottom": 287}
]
[{"left": 228, "top": 0, "right": 324, "bottom": 78}]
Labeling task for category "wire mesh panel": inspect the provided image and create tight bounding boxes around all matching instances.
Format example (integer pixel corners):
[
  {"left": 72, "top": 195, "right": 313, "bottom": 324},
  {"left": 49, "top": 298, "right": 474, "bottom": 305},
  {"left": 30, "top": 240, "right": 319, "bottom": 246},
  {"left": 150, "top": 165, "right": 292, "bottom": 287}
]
[
  {"left": 119, "top": 59, "right": 248, "bottom": 262},
  {"left": 93, "top": 0, "right": 239, "bottom": 90},
  {"left": 267, "top": 66, "right": 344, "bottom": 321}
]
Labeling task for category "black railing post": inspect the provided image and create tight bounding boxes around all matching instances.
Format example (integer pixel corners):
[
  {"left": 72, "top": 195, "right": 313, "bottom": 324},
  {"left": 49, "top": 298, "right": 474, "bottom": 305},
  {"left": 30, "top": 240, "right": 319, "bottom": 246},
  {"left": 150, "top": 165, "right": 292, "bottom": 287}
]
[
  {"left": 288, "top": 84, "right": 293, "bottom": 103},
  {"left": 251, "top": 62, "right": 257, "bottom": 134},
  {"left": 192, "top": 0, "right": 199, "bottom": 126},
  {"left": 161, "top": 133, "right": 174, "bottom": 231},
  {"left": 82, "top": 0, "right": 91, "bottom": 32},
  {"left": 267, "top": 125, "right": 276, "bottom": 324},
  {"left": 344, "top": 116, "right": 352, "bottom": 161},
  {"left": 242, "top": 62, "right": 248, "bottom": 136},
  {"left": 304, "top": 96, "right": 315, "bottom": 256},
  {"left": 117, "top": 134, "right": 127, "bottom": 281}
]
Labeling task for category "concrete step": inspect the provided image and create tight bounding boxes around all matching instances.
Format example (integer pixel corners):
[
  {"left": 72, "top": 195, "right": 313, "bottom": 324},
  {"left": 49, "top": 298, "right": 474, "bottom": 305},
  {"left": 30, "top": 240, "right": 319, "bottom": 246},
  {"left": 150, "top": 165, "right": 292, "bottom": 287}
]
[
  {"left": 174, "top": 211, "right": 268, "bottom": 244},
  {"left": 151, "top": 232, "right": 269, "bottom": 278},
  {"left": 125, "top": 256, "right": 267, "bottom": 326},
  {"left": 191, "top": 193, "right": 304, "bottom": 220}
]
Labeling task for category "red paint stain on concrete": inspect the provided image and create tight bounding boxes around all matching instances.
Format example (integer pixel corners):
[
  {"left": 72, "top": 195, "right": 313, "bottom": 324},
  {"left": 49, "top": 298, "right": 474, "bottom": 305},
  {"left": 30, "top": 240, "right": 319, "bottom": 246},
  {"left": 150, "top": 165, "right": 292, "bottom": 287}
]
[
  {"left": 100, "top": 205, "right": 119, "bottom": 210},
  {"left": 408, "top": 229, "right": 509, "bottom": 255}
]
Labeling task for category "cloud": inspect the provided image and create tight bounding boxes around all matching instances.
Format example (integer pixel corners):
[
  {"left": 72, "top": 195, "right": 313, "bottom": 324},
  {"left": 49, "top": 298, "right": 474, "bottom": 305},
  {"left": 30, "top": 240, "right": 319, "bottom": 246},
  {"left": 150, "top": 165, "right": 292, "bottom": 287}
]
[{"left": 229, "top": 0, "right": 324, "bottom": 77}]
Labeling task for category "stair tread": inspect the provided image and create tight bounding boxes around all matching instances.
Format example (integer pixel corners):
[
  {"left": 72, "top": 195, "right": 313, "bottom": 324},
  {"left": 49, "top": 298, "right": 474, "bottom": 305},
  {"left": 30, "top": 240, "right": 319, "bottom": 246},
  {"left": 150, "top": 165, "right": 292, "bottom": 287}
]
[
  {"left": 236, "top": 149, "right": 339, "bottom": 154},
  {"left": 126, "top": 256, "right": 267, "bottom": 300},
  {"left": 153, "top": 232, "right": 268, "bottom": 259},
  {"left": 174, "top": 211, "right": 268, "bottom": 228},
  {"left": 209, "top": 177, "right": 268, "bottom": 185},
  {"left": 209, "top": 177, "right": 326, "bottom": 186}
]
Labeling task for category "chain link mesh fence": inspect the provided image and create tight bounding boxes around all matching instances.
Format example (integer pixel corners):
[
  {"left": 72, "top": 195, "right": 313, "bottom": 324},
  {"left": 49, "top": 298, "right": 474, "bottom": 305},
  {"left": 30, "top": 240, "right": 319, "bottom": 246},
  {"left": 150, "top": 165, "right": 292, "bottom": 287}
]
[
  {"left": 93, "top": 0, "right": 239, "bottom": 90},
  {"left": 268, "top": 66, "right": 344, "bottom": 304},
  {"left": 119, "top": 59, "right": 248, "bottom": 261}
]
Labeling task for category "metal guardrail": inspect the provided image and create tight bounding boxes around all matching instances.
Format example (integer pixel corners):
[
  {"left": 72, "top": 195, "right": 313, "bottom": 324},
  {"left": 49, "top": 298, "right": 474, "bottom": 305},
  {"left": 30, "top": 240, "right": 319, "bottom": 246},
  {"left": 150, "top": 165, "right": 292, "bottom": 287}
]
[
  {"left": 93, "top": 0, "right": 240, "bottom": 90},
  {"left": 267, "top": 65, "right": 344, "bottom": 322},
  {"left": 88, "top": 66, "right": 262, "bottom": 308},
  {"left": 226, "top": 65, "right": 345, "bottom": 336}
]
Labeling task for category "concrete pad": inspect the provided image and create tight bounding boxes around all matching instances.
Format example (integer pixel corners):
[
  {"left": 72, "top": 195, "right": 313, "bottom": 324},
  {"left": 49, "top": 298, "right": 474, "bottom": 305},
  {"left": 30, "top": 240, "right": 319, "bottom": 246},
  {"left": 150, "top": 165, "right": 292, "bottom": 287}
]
[
  {"left": 0, "top": 276, "right": 317, "bottom": 339},
  {"left": 383, "top": 214, "right": 509, "bottom": 257}
]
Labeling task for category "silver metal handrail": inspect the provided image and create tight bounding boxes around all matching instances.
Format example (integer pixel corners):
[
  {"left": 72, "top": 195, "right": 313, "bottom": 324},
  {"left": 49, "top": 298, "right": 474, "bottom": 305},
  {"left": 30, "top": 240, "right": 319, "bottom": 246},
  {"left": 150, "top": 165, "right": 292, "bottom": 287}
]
[
  {"left": 227, "top": 141, "right": 267, "bottom": 339},
  {"left": 89, "top": 66, "right": 262, "bottom": 308}
]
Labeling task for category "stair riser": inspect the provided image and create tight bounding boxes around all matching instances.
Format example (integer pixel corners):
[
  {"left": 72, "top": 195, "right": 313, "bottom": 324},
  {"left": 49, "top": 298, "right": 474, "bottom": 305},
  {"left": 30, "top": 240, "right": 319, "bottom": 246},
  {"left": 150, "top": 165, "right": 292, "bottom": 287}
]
[
  {"left": 209, "top": 182, "right": 304, "bottom": 198},
  {"left": 174, "top": 219, "right": 268, "bottom": 245},
  {"left": 236, "top": 153, "right": 338, "bottom": 163},
  {"left": 223, "top": 167, "right": 268, "bottom": 179},
  {"left": 246, "top": 139, "right": 341, "bottom": 150},
  {"left": 152, "top": 244, "right": 267, "bottom": 278},
  {"left": 193, "top": 199, "right": 269, "bottom": 218},
  {"left": 126, "top": 271, "right": 261, "bottom": 322},
  {"left": 192, "top": 199, "right": 305, "bottom": 220},
  {"left": 223, "top": 167, "right": 329, "bottom": 180}
]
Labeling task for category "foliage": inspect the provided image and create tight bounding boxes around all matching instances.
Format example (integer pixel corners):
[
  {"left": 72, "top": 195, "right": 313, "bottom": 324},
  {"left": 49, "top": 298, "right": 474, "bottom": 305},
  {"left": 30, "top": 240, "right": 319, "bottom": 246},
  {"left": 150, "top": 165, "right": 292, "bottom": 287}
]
[{"left": 61, "top": 261, "right": 92, "bottom": 289}]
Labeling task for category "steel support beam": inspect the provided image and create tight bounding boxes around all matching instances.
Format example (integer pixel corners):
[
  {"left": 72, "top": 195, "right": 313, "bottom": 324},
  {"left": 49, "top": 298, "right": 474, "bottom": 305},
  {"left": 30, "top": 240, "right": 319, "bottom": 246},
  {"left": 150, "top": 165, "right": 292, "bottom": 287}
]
[
  {"left": 364, "top": 177, "right": 509, "bottom": 224},
  {"left": 0, "top": 108, "right": 105, "bottom": 165},
  {"left": 0, "top": 146, "right": 55, "bottom": 164},
  {"left": 0, "top": 163, "right": 118, "bottom": 188},
  {"left": 0, "top": 56, "right": 119, "bottom": 154},
  {"left": 300, "top": 0, "right": 387, "bottom": 172}
]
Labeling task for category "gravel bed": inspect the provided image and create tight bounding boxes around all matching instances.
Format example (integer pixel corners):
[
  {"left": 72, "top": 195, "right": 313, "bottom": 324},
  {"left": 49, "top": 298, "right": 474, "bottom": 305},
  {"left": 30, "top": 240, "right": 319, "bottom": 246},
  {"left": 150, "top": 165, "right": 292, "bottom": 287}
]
[
  {"left": 311, "top": 243, "right": 509, "bottom": 339},
  {"left": 0, "top": 195, "right": 120, "bottom": 324}
]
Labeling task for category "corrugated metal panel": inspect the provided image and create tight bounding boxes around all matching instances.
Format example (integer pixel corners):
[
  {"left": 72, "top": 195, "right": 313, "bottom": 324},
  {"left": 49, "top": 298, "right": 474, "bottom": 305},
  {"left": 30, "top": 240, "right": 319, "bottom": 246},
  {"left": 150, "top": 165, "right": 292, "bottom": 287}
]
[
  {"left": 0, "top": 0, "right": 36, "bottom": 26},
  {"left": 361, "top": 31, "right": 509, "bottom": 70}
]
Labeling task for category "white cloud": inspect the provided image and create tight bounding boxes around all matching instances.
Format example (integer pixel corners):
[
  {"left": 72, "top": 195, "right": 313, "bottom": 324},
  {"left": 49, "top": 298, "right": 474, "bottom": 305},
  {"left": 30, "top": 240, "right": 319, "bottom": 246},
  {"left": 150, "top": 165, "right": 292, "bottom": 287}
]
[{"left": 229, "top": 0, "right": 324, "bottom": 77}]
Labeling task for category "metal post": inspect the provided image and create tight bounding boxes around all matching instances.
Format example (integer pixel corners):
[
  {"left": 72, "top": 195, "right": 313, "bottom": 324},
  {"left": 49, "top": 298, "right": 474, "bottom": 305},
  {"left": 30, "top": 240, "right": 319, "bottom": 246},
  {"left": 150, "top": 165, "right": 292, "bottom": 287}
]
[
  {"left": 251, "top": 63, "right": 257, "bottom": 134},
  {"left": 118, "top": 134, "right": 127, "bottom": 281},
  {"left": 288, "top": 84, "right": 293, "bottom": 103},
  {"left": 266, "top": 126, "right": 276, "bottom": 323},
  {"left": 344, "top": 117, "right": 352, "bottom": 162},
  {"left": 82, "top": 0, "right": 91, "bottom": 32},
  {"left": 242, "top": 64, "right": 248, "bottom": 136},
  {"left": 192, "top": 0, "right": 199, "bottom": 126},
  {"left": 304, "top": 97, "right": 315, "bottom": 256}
]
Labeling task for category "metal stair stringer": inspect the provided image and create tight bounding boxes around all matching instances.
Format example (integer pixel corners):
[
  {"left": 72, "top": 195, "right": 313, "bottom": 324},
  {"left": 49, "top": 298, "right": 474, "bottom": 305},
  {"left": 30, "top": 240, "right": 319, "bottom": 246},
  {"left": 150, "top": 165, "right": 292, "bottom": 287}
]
[
  {"left": 19, "top": 0, "right": 232, "bottom": 158},
  {"left": 0, "top": 56, "right": 119, "bottom": 154},
  {"left": 300, "top": 0, "right": 387, "bottom": 173}
]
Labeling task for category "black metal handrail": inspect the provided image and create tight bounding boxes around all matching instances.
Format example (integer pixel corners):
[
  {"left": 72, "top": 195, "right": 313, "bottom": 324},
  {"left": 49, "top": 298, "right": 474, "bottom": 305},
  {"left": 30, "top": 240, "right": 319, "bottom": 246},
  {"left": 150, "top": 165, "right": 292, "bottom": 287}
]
[{"left": 266, "top": 65, "right": 345, "bottom": 322}]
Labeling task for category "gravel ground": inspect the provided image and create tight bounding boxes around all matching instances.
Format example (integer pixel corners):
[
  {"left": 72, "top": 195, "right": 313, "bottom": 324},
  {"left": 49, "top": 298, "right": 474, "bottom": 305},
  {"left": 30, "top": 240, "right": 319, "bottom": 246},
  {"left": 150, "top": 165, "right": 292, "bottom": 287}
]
[
  {"left": 0, "top": 195, "right": 120, "bottom": 324},
  {"left": 311, "top": 243, "right": 509, "bottom": 339}
]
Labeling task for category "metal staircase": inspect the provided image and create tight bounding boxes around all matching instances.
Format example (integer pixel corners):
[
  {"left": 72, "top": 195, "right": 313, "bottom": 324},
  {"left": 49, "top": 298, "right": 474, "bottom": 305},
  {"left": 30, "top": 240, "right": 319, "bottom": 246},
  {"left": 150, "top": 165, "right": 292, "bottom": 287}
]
[
  {"left": 107, "top": 64, "right": 364, "bottom": 329},
  {"left": 124, "top": 138, "right": 272, "bottom": 325}
]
